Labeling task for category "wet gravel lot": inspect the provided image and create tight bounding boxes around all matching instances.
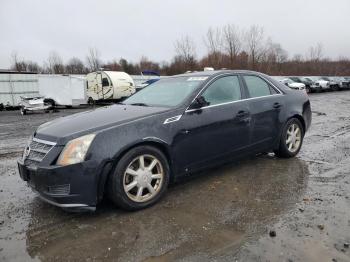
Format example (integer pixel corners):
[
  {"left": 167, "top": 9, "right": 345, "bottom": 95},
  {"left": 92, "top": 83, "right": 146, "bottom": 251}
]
[{"left": 0, "top": 92, "right": 350, "bottom": 262}]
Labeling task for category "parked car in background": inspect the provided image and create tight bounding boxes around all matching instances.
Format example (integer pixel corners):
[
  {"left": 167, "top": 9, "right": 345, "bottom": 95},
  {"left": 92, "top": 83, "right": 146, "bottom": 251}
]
[
  {"left": 135, "top": 71, "right": 161, "bottom": 91},
  {"left": 289, "top": 76, "right": 319, "bottom": 93},
  {"left": 18, "top": 70, "right": 311, "bottom": 211},
  {"left": 303, "top": 77, "right": 322, "bottom": 92},
  {"left": 320, "top": 77, "right": 338, "bottom": 91},
  {"left": 273, "top": 77, "right": 306, "bottom": 93},
  {"left": 19, "top": 96, "right": 54, "bottom": 115},
  {"left": 307, "top": 77, "right": 331, "bottom": 91},
  {"left": 330, "top": 77, "right": 349, "bottom": 90}
]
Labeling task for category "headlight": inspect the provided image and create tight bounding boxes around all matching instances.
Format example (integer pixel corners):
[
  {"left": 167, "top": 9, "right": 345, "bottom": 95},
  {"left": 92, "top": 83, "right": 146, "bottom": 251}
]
[{"left": 57, "top": 134, "right": 96, "bottom": 166}]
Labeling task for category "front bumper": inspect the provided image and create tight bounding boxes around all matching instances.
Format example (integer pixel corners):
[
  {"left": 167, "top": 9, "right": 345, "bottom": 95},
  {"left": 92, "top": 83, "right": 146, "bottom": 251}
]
[{"left": 18, "top": 159, "right": 100, "bottom": 210}]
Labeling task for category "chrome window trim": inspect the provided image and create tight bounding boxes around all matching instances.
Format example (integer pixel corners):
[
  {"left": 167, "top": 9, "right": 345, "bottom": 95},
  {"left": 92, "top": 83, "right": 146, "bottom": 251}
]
[
  {"left": 185, "top": 94, "right": 283, "bottom": 113},
  {"left": 185, "top": 73, "right": 283, "bottom": 113}
]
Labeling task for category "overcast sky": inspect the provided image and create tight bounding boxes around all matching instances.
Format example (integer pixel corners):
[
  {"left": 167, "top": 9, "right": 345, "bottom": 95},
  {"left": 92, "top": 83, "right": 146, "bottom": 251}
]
[{"left": 1, "top": 0, "right": 350, "bottom": 68}]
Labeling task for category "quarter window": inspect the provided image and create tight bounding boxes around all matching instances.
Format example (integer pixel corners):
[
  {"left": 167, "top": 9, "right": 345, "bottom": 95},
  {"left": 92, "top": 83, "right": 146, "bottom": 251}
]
[
  {"left": 202, "top": 76, "right": 241, "bottom": 106},
  {"left": 243, "top": 75, "right": 275, "bottom": 98}
]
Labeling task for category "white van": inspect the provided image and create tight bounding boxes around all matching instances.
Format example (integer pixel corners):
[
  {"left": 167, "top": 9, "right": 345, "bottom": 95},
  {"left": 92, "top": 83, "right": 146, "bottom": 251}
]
[{"left": 86, "top": 71, "right": 135, "bottom": 104}]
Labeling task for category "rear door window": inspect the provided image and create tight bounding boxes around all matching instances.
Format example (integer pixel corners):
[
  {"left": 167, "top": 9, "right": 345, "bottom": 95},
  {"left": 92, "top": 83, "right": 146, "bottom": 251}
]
[{"left": 243, "top": 75, "right": 276, "bottom": 98}]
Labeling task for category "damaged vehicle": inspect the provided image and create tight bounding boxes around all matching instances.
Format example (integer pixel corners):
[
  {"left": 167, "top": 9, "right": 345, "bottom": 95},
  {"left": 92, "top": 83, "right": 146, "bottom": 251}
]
[
  {"left": 18, "top": 70, "right": 311, "bottom": 211},
  {"left": 19, "top": 96, "right": 54, "bottom": 115},
  {"left": 273, "top": 77, "right": 306, "bottom": 93}
]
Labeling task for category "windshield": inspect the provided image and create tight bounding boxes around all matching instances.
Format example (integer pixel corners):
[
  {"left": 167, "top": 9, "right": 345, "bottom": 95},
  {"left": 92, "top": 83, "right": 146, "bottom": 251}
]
[{"left": 124, "top": 76, "right": 207, "bottom": 107}]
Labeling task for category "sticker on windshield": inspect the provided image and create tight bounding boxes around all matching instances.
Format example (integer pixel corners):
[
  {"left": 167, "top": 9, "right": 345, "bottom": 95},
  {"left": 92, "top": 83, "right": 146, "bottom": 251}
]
[{"left": 187, "top": 77, "right": 208, "bottom": 81}]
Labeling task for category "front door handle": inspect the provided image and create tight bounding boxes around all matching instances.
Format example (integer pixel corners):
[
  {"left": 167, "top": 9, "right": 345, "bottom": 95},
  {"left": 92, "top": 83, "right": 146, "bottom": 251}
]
[
  {"left": 236, "top": 110, "right": 249, "bottom": 118},
  {"left": 236, "top": 110, "right": 251, "bottom": 123},
  {"left": 273, "top": 102, "right": 282, "bottom": 109}
]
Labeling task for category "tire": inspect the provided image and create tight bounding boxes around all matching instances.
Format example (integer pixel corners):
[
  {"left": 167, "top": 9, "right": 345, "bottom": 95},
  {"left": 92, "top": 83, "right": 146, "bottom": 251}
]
[
  {"left": 108, "top": 145, "right": 170, "bottom": 211},
  {"left": 44, "top": 99, "right": 55, "bottom": 109},
  {"left": 20, "top": 108, "right": 27, "bottom": 115},
  {"left": 274, "top": 118, "right": 304, "bottom": 158},
  {"left": 331, "top": 85, "right": 339, "bottom": 91},
  {"left": 305, "top": 85, "right": 311, "bottom": 93},
  {"left": 316, "top": 86, "right": 322, "bottom": 93},
  {"left": 88, "top": 97, "right": 95, "bottom": 106}
]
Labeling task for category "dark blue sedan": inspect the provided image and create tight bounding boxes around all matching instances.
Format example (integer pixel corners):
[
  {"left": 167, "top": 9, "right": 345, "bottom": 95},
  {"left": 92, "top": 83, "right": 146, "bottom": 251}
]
[{"left": 18, "top": 70, "right": 311, "bottom": 211}]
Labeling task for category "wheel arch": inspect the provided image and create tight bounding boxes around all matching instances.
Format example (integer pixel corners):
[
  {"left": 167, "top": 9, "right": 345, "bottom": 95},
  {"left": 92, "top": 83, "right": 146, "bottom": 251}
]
[
  {"left": 291, "top": 114, "right": 306, "bottom": 133},
  {"left": 43, "top": 98, "right": 56, "bottom": 105},
  {"left": 274, "top": 113, "right": 305, "bottom": 151},
  {"left": 97, "top": 139, "right": 173, "bottom": 202}
]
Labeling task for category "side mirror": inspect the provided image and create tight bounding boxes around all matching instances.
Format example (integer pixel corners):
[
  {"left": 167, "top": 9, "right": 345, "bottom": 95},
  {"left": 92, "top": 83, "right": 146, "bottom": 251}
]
[{"left": 189, "top": 96, "right": 209, "bottom": 110}]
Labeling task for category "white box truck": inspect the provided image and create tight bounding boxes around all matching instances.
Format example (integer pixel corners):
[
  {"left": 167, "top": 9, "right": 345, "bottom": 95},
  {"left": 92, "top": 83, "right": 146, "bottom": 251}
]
[{"left": 38, "top": 75, "right": 87, "bottom": 107}]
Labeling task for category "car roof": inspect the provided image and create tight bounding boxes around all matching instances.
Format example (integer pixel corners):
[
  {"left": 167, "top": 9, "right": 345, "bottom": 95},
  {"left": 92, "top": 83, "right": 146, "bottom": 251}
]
[{"left": 174, "top": 69, "right": 266, "bottom": 78}]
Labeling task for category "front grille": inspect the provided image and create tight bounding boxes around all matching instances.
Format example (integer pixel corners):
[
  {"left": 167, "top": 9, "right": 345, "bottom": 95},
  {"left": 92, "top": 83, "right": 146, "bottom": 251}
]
[{"left": 23, "top": 138, "right": 55, "bottom": 169}]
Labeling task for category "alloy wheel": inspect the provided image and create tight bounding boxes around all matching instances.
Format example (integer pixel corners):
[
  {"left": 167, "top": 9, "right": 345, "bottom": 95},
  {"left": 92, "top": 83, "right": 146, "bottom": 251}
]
[
  {"left": 123, "top": 154, "right": 164, "bottom": 203},
  {"left": 285, "top": 124, "right": 302, "bottom": 153}
]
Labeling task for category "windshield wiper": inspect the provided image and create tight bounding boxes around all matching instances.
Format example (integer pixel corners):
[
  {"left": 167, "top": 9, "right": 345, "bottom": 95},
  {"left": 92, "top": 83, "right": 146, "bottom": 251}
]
[{"left": 129, "top": 103, "right": 149, "bottom": 107}]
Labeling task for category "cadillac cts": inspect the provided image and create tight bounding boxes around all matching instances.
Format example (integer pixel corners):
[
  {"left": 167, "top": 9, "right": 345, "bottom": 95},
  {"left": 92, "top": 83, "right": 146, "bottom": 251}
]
[{"left": 18, "top": 70, "right": 311, "bottom": 211}]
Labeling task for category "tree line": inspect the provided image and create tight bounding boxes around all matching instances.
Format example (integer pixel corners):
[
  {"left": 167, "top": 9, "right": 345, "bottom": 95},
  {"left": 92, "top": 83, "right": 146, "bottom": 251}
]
[{"left": 9, "top": 24, "right": 350, "bottom": 76}]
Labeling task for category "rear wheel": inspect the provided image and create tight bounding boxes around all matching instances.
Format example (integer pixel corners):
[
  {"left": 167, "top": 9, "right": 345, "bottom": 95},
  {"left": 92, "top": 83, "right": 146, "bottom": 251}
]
[
  {"left": 88, "top": 97, "right": 95, "bottom": 106},
  {"left": 332, "top": 85, "right": 340, "bottom": 91},
  {"left": 275, "top": 118, "right": 304, "bottom": 158},
  {"left": 108, "top": 146, "right": 170, "bottom": 210}
]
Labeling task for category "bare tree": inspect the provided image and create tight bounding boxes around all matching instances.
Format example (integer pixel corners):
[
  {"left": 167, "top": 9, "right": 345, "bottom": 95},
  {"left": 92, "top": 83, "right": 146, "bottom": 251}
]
[
  {"left": 26, "top": 61, "right": 41, "bottom": 73},
  {"left": 86, "top": 47, "right": 101, "bottom": 72},
  {"left": 10, "top": 51, "right": 27, "bottom": 72},
  {"left": 65, "top": 57, "right": 86, "bottom": 74},
  {"left": 10, "top": 51, "right": 41, "bottom": 72},
  {"left": 174, "top": 35, "right": 197, "bottom": 70},
  {"left": 308, "top": 43, "right": 323, "bottom": 61},
  {"left": 266, "top": 40, "right": 288, "bottom": 63},
  {"left": 46, "top": 51, "right": 64, "bottom": 74},
  {"left": 203, "top": 27, "right": 224, "bottom": 68},
  {"left": 139, "top": 56, "right": 160, "bottom": 72},
  {"left": 204, "top": 27, "right": 222, "bottom": 54},
  {"left": 245, "top": 25, "right": 266, "bottom": 69},
  {"left": 222, "top": 24, "right": 243, "bottom": 67}
]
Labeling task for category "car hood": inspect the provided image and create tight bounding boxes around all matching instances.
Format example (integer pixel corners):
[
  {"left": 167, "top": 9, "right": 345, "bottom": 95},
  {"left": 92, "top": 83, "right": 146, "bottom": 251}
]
[{"left": 35, "top": 105, "right": 170, "bottom": 144}]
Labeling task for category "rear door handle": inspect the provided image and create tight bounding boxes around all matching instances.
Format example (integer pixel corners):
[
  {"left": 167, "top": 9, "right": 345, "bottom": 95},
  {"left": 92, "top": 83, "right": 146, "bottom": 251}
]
[{"left": 273, "top": 102, "right": 282, "bottom": 109}]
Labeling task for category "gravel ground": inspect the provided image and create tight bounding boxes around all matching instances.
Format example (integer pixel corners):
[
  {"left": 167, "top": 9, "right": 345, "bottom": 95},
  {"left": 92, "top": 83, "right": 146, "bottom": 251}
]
[{"left": 0, "top": 92, "right": 349, "bottom": 262}]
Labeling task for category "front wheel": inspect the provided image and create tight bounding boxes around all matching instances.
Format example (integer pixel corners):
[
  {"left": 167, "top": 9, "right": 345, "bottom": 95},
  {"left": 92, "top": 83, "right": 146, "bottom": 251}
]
[
  {"left": 108, "top": 146, "right": 170, "bottom": 211},
  {"left": 305, "top": 85, "right": 311, "bottom": 93},
  {"left": 274, "top": 118, "right": 304, "bottom": 158}
]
